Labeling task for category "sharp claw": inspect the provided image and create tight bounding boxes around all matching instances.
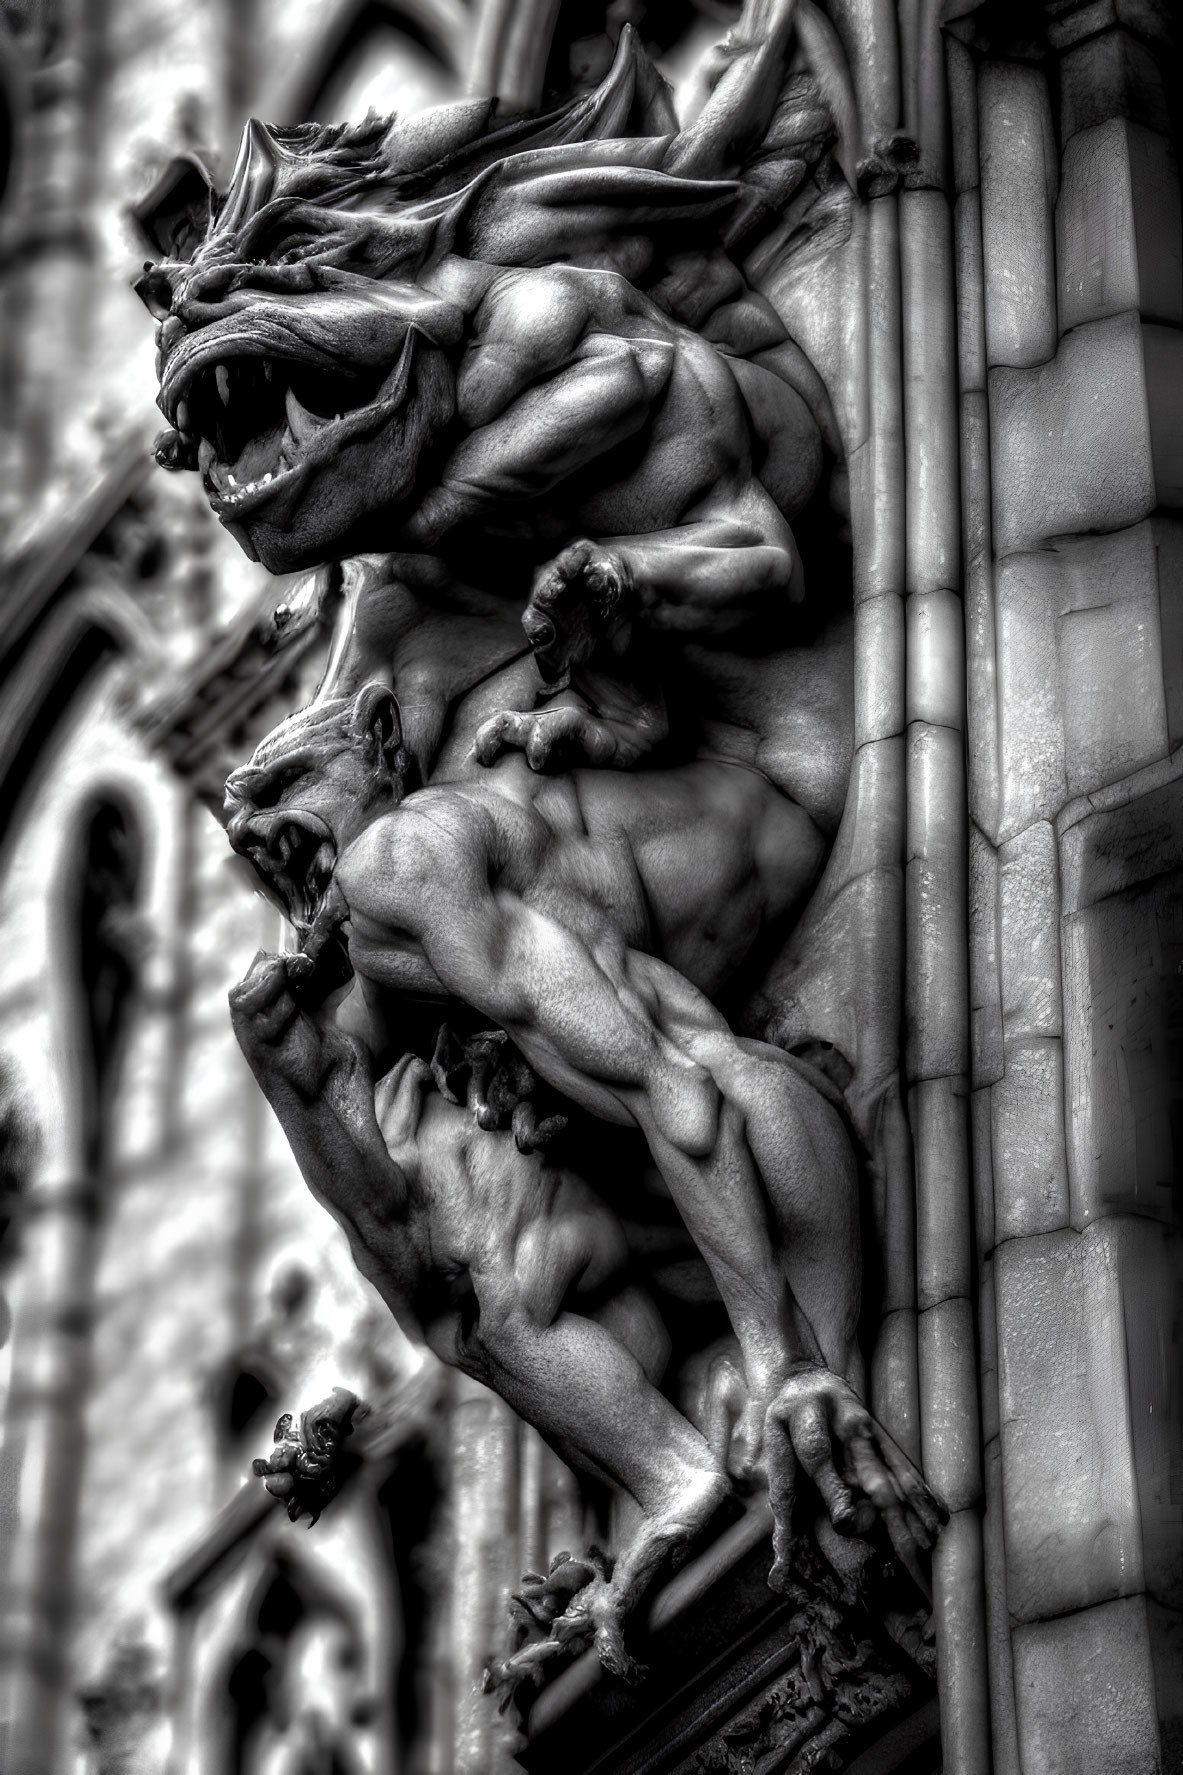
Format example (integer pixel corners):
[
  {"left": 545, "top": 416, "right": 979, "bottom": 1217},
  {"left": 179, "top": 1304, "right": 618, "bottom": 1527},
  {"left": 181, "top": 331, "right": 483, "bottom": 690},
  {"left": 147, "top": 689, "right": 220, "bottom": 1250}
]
[
  {"left": 523, "top": 609, "right": 557, "bottom": 649},
  {"left": 767, "top": 1553, "right": 794, "bottom": 1593}
]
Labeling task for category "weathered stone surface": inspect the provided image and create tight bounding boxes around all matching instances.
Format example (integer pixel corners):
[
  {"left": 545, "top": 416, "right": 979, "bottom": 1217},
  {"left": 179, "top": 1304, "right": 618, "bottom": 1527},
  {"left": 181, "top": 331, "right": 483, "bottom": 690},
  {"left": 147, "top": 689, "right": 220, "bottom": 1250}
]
[
  {"left": 969, "top": 825, "right": 1004, "bottom": 1089},
  {"left": 871, "top": 1306, "right": 921, "bottom": 1465},
  {"left": 901, "top": 188, "right": 960, "bottom": 595},
  {"left": 998, "top": 822, "right": 1062, "bottom": 1040},
  {"left": 991, "top": 1038, "right": 1070, "bottom": 1240},
  {"left": 978, "top": 63, "right": 1058, "bottom": 368},
  {"left": 1155, "top": 515, "right": 1183, "bottom": 750},
  {"left": 1062, "top": 873, "right": 1182, "bottom": 1228},
  {"left": 995, "top": 523, "right": 1169, "bottom": 835},
  {"left": 981, "top": 1438, "right": 1022, "bottom": 1775},
  {"left": 989, "top": 312, "right": 1155, "bottom": 557},
  {"left": 1061, "top": 600, "right": 1168, "bottom": 798},
  {"left": 955, "top": 190, "right": 986, "bottom": 392},
  {"left": 918, "top": 1297, "right": 981, "bottom": 1511},
  {"left": 1047, "top": 0, "right": 1175, "bottom": 45},
  {"left": 1012, "top": 1597, "right": 1161, "bottom": 1775},
  {"left": 931, "top": 1509, "right": 991, "bottom": 1775},
  {"left": 1057, "top": 521, "right": 1167, "bottom": 796},
  {"left": 971, "top": 1085, "right": 996, "bottom": 1260},
  {"left": 906, "top": 589, "right": 964, "bottom": 731},
  {"left": 994, "top": 551, "right": 1065, "bottom": 835},
  {"left": 1145, "top": 323, "right": 1183, "bottom": 507},
  {"left": 1117, "top": 1219, "right": 1183, "bottom": 1612},
  {"left": 1059, "top": 25, "right": 1172, "bottom": 142},
  {"left": 906, "top": 723, "right": 970, "bottom": 1083},
  {"left": 946, "top": 35, "right": 980, "bottom": 197},
  {"left": 1058, "top": 121, "right": 1183, "bottom": 331},
  {"left": 913, "top": 1076, "right": 973, "bottom": 1309},
  {"left": 978, "top": 1255, "right": 999, "bottom": 1445},
  {"left": 854, "top": 593, "right": 905, "bottom": 745},
  {"left": 996, "top": 1224, "right": 1145, "bottom": 1624},
  {"left": 854, "top": 192, "right": 903, "bottom": 604},
  {"left": 1148, "top": 1601, "right": 1183, "bottom": 1751},
  {"left": 962, "top": 391, "right": 1000, "bottom": 838},
  {"left": 1058, "top": 768, "right": 1183, "bottom": 913}
]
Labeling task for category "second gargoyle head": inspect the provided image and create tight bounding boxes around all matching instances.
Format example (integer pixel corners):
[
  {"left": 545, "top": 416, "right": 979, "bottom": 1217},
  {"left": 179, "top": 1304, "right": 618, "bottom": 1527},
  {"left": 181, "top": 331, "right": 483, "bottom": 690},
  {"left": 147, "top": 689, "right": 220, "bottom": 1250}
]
[{"left": 224, "top": 683, "right": 407, "bottom": 946}]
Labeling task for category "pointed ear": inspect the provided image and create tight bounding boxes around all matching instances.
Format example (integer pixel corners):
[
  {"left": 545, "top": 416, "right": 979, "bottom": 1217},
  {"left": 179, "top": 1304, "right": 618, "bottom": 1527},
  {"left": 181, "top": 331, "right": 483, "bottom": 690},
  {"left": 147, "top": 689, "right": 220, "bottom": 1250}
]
[
  {"left": 349, "top": 683, "right": 402, "bottom": 765},
  {"left": 128, "top": 152, "right": 217, "bottom": 260}
]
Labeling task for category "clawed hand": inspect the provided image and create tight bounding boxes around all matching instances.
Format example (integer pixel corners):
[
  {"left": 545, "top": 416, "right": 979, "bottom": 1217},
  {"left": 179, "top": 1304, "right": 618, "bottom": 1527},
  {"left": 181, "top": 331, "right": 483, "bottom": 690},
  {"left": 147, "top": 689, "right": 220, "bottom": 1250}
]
[
  {"left": 523, "top": 540, "right": 632, "bottom": 682},
  {"left": 761, "top": 1366, "right": 947, "bottom": 1596},
  {"left": 471, "top": 704, "right": 621, "bottom": 772},
  {"left": 228, "top": 950, "right": 326, "bottom": 1099}
]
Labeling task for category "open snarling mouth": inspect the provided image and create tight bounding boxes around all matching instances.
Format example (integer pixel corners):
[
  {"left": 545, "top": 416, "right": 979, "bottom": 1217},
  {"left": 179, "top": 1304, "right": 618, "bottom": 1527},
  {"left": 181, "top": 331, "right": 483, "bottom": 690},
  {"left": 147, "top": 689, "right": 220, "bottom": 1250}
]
[
  {"left": 158, "top": 323, "right": 415, "bottom": 524},
  {"left": 230, "top": 808, "right": 341, "bottom": 951}
]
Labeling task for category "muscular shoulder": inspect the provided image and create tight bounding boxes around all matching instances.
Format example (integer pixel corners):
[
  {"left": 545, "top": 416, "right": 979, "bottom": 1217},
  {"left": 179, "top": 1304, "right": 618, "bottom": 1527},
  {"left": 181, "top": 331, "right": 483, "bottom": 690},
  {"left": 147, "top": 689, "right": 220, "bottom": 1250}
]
[
  {"left": 337, "top": 791, "right": 503, "bottom": 917},
  {"left": 457, "top": 266, "right": 671, "bottom": 428}
]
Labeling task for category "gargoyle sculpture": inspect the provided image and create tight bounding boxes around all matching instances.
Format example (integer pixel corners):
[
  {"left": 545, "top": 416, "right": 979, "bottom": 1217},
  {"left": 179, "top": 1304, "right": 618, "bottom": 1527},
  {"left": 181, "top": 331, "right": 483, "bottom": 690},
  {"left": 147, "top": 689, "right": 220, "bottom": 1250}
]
[
  {"left": 224, "top": 686, "right": 943, "bottom": 1656},
  {"left": 252, "top": 1385, "right": 368, "bottom": 1525},
  {"left": 140, "top": 6, "right": 855, "bottom": 815},
  {"left": 139, "top": 0, "right": 941, "bottom": 1692}
]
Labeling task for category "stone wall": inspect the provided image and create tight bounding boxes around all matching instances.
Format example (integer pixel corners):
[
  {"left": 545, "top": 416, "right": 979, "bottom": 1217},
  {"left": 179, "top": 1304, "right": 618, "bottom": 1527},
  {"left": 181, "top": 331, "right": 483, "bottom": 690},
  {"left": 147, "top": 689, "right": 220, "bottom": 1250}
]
[{"left": 960, "top": 6, "right": 1183, "bottom": 1770}]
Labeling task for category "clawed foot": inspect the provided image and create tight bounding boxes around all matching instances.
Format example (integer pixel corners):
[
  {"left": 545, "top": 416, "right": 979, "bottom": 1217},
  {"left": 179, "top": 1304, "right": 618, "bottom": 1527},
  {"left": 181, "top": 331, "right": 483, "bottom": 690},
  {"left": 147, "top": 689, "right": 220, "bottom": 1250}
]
[
  {"left": 472, "top": 704, "right": 622, "bottom": 772},
  {"left": 483, "top": 1549, "right": 644, "bottom": 1706},
  {"left": 763, "top": 1367, "right": 947, "bottom": 1596},
  {"left": 523, "top": 540, "right": 633, "bottom": 683}
]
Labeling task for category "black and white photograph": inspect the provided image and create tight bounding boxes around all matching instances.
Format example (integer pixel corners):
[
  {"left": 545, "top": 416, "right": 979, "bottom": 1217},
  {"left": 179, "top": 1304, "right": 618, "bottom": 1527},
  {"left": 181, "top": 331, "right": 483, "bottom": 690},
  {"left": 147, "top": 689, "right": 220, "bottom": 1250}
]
[{"left": 0, "top": 1, "right": 1178, "bottom": 1770}]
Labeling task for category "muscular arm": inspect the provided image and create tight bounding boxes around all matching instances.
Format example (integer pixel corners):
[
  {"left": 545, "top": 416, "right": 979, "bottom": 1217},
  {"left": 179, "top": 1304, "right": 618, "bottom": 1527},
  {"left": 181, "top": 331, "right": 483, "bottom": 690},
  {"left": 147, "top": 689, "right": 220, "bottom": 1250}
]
[
  {"left": 229, "top": 955, "right": 420, "bottom": 1309},
  {"left": 405, "top": 330, "right": 675, "bottom": 547}
]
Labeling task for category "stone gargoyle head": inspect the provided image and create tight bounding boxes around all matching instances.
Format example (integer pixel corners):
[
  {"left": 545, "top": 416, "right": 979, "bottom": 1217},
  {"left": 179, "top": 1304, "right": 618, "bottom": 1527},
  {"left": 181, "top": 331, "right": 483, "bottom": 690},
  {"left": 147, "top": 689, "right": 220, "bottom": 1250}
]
[
  {"left": 224, "top": 683, "right": 407, "bottom": 959},
  {"left": 134, "top": 31, "right": 750, "bottom": 572},
  {"left": 139, "top": 112, "right": 468, "bottom": 573}
]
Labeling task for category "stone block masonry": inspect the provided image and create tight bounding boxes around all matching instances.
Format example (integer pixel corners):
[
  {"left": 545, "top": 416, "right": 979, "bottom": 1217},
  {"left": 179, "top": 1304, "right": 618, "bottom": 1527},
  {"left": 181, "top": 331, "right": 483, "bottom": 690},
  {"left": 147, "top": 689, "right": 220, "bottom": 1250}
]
[{"left": 963, "top": 22, "right": 1183, "bottom": 1773}]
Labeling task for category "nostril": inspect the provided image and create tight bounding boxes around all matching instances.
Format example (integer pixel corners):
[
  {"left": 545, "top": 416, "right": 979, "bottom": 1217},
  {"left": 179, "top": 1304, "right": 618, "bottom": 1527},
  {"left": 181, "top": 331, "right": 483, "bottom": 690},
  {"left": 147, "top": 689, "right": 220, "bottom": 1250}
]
[{"left": 135, "top": 263, "right": 176, "bottom": 321}]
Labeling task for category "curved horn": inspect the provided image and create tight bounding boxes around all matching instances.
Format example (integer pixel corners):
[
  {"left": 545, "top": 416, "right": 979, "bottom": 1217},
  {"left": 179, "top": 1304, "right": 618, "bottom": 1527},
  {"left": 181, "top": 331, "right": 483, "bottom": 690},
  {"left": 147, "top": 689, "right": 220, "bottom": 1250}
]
[{"left": 219, "top": 118, "right": 282, "bottom": 237}]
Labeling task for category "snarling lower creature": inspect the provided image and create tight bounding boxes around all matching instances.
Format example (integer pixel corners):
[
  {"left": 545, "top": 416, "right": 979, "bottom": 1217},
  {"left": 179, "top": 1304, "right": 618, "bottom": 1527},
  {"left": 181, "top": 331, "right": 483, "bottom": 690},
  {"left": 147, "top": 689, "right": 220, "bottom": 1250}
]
[
  {"left": 233, "top": 956, "right": 731, "bottom": 1675},
  {"left": 225, "top": 683, "right": 944, "bottom": 1637}
]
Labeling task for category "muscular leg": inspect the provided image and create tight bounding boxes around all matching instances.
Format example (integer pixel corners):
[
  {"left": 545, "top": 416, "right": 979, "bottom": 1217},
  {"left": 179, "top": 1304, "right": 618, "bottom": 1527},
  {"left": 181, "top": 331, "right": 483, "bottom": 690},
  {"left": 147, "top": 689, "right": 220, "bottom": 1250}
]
[
  {"left": 522, "top": 490, "right": 800, "bottom": 681},
  {"left": 411, "top": 1142, "right": 729, "bottom": 1676},
  {"left": 456, "top": 1294, "right": 728, "bottom": 1675},
  {"left": 380, "top": 812, "right": 943, "bottom": 1573}
]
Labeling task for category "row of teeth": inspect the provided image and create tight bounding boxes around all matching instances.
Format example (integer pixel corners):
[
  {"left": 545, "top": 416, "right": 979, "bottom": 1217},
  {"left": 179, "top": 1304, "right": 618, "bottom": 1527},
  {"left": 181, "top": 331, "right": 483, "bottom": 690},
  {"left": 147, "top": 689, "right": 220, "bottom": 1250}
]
[
  {"left": 223, "top": 472, "right": 275, "bottom": 505},
  {"left": 186, "top": 377, "right": 344, "bottom": 504}
]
